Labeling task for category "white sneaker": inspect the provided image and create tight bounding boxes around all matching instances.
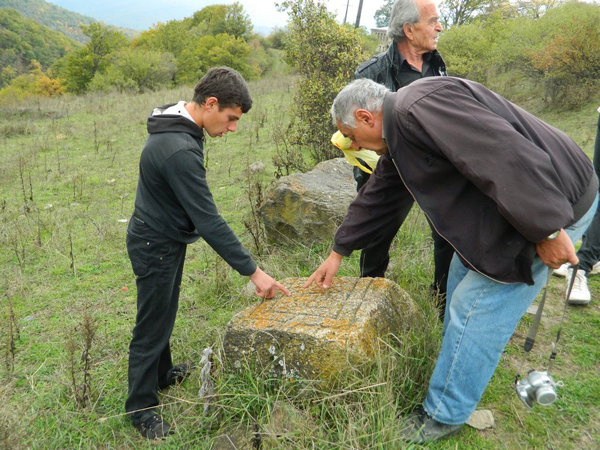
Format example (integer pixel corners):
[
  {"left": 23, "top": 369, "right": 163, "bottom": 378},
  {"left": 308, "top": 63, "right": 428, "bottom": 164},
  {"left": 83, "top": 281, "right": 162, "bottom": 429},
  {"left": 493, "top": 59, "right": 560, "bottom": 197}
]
[
  {"left": 555, "top": 261, "right": 600, "bottom": 278},
  {"left": 589, "top": 261, "right": 600, "bottom": 275},
  {"left": 566, "top": 269, "right": 591, "bottom": 305},
  {"left": 553, "top": 263, "right": 570, "bottom": 278}
]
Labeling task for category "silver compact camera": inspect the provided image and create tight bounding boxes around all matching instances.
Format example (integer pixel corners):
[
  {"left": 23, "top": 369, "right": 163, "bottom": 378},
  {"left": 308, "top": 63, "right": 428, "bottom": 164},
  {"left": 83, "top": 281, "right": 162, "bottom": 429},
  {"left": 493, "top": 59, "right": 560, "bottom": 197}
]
[{"left": 514, "top": 370, "right": 558, "bottom": 408}]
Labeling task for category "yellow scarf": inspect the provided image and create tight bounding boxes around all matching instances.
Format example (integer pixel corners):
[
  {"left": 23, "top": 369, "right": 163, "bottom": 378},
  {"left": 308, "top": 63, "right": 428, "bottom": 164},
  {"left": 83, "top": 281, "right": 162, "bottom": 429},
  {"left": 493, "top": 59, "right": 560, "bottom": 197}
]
[{"left": 331, "top": 131, "right": 380, "bottom": 174}]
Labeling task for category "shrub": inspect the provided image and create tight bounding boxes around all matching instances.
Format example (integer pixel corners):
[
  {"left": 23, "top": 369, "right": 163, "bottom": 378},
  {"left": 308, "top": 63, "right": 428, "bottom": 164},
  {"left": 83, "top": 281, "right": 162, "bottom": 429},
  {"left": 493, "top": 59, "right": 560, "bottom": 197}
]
[
  {"left": 279, "top": 0, "right": 368, "bottom": 164},
  {"left": 527, "top": 3, "right": 600, "bottom": 108},
  {"left": 176, "top": 33, "right": 258, "bottom": 84},
  {"left": 88, "top": 47, "right": 175, "bottom": 93}
]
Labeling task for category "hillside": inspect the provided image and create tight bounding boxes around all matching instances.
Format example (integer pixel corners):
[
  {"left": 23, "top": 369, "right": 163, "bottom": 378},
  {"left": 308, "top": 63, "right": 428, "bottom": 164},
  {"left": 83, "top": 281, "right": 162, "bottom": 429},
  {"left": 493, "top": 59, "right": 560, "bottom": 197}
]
[
  {"left": 0, "top": 77, "right": 598, "bottom": 448},
  {"left": 0, "top": 0, "right": 138, "bottom": 42},
  {"left": 0, "top": 8, "right": 78, "bottom": 80}
]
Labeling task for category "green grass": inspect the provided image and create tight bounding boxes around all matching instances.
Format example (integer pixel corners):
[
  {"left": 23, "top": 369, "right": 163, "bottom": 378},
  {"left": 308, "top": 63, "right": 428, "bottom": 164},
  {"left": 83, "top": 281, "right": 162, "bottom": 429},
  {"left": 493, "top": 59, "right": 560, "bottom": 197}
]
[{"left": 1, "top": 74, "right": 600, "bottom": 449}]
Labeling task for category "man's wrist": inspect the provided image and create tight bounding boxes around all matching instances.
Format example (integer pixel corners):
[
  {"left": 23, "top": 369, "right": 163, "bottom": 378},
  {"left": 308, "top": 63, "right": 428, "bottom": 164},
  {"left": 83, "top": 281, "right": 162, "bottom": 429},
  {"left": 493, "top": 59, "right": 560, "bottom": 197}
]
[
  {"left": 545, "top": 230, "right": 561, "bottom": 241},
  {"left": 329, "top": 251, "right": 344, "bottom": 262}
]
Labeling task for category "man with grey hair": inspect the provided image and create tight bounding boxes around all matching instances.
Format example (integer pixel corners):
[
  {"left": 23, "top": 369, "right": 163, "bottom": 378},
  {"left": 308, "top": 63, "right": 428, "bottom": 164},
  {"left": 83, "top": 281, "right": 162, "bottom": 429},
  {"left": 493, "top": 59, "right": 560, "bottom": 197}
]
[
  {"left": 351, "top": 0, "right": 452, "bottom": 316},
  {"left": 306, "top": 77, "right": 597, "bottom": 443}
]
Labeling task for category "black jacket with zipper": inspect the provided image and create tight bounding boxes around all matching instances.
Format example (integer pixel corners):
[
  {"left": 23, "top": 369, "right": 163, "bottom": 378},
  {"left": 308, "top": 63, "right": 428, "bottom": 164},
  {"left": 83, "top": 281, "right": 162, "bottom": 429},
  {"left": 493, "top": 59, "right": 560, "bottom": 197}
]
[
  {"left": 130, "top": 104, "right": 257, "bottom": 276},
  {"left": 333, "top": 77, "right": 596, "bottom": 285},
  {"left": 354, "top": 41, "right": 447, "bottom": 91}
]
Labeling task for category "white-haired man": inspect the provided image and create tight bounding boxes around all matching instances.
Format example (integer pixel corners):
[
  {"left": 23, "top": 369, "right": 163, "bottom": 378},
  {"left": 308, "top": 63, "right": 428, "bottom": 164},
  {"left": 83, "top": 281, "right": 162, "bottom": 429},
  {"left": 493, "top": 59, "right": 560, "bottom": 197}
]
[{"left": 348, "top": 0, "right": 452, "bottom": 318}]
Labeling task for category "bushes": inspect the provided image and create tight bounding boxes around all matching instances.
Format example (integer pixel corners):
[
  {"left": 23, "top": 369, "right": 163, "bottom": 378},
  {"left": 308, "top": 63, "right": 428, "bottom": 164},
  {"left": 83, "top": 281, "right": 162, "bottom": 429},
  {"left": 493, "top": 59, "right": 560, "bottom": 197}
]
[
  {"left": 0, "top": 61, "right": 63, "bottom": 104},
  {"left": 176, "top": 33, "right": 259, "bottom": 84},
  {"left": 88, "top": 48, "right": 175, "bottom": 93},
  {"left": 527, "top": 4, "right": 600, "bottom": 107},
  {"left": 279, "top": 0, "right": 368, "bottom": 163},
  {"left": 438, "top": 2, "right": 600, "bottom": 109}
]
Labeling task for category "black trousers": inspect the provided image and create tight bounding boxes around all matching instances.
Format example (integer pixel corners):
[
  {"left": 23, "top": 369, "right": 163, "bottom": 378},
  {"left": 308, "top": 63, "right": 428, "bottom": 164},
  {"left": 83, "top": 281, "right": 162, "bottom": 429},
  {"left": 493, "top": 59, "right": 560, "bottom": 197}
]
[
  {"left": 125, "top": 218, "right": 187, "bottom": 424},
  {"left": 577, "top": 114, "right": 600, "bottom": 273},
  {"left": 354, "top": 166, "right": 454, "bottom": 297}
]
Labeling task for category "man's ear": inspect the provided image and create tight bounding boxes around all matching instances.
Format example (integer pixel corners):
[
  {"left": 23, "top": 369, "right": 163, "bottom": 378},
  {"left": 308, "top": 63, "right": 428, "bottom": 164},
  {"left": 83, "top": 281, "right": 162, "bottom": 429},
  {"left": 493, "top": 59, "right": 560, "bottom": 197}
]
[
  {"left": 204, "top": 96, "right": 219, "bottom": 110},
  {"left": 403, "top": 23, "right": 414, "bottom": 41},
  {"left": 355, "top": 109, "right": 374, "bottom": 126}
]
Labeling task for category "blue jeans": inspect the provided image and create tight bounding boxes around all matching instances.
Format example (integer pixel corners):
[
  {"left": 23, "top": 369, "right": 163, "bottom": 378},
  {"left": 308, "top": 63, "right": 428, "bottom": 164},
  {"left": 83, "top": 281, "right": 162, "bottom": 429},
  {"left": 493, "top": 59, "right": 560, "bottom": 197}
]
[{"left": 423, "top": 194, "right": 598, "bottom": 425}]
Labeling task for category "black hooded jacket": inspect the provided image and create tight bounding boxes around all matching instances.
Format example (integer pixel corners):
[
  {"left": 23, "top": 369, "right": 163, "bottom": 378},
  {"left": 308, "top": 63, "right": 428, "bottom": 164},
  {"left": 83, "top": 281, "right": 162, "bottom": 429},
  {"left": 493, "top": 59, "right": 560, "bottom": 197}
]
[{"left": 130, "top": 103, "right": 256, "bottom": 276}]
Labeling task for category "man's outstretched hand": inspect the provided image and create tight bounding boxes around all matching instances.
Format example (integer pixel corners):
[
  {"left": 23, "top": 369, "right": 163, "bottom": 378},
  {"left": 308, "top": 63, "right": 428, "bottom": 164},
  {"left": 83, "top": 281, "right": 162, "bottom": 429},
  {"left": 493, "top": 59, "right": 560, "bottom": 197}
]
[
  {"left": 304, "top": 251, "right": 344, "bottom": 289},
  {"left": 250, "top": 267, "right": 290, "bottom": 299},
  {"left": 536, "top": 229, "right": 578, "bottom": 269}
]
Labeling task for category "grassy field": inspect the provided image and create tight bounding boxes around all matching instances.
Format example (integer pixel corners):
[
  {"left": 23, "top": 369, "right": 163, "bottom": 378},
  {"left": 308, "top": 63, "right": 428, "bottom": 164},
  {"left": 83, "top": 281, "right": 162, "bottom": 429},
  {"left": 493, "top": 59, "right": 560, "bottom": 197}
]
[{"left": 0, "top": 75, "right": 599, "bottom": 449}]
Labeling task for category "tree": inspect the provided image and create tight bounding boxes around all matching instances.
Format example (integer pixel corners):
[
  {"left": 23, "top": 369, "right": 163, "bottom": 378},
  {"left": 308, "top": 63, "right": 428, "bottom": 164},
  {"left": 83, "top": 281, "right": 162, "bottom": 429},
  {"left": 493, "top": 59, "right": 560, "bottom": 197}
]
[
  {"left": 0, "top": 8, "right": 79, "bottom": 86},
  {"left": 0, "top": 60, "right": 63, "bottom": 104},
  {"left": 80, "top": 23, "right": 129, "bottom": 73},
  {"left": 134, "top": 5, "right": 262, "bottom": 85},
  {"left": 134, "top": 19, "right": 192, "bottom": 56},
  {"left": 516, "top": 0, "right": 563, "bottom": 19},
  {"left": 176, "top": 33, "right": 258, "bottom": 84},
  {"left": 439, "top": 0, "right": 489, "bottom": 27},
  {"left": 191, "top": 2, "right": 253, "bottom": 40},
  {"left": 56, "top": 23, "right": 128, "bottom": 93},
  {"left": 265, "top": 27, "right": 288, "bottom": 49},
  {"left": 88, "top": 48, "right": 175, "bottom": 93},
  {"left": 374, "top": 0, "right": 394, "bottom": 27},
  {"left": 527, "top": 2, "right": 600, "bottom": 107},
  {"left": 279, "top": 0, "right": 368, "bottom": 163}
]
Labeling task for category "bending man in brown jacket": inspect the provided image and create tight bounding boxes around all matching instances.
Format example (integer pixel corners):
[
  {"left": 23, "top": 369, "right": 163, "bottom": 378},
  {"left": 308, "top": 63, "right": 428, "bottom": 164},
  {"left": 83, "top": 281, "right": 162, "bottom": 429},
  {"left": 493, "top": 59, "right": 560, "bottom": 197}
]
[{"left": 306, "top": 77, "right": 597, "bottom": 444}]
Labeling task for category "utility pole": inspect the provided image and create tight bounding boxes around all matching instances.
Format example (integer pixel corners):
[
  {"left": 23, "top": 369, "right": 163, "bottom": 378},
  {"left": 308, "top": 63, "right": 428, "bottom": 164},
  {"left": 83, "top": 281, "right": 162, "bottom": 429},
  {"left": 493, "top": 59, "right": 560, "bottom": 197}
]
[
  {"left": 354, "top": 0, "right": 364, "bottom": 28},
  {"left": 343, "top": 0, "right": 350, "bottom": 24}
]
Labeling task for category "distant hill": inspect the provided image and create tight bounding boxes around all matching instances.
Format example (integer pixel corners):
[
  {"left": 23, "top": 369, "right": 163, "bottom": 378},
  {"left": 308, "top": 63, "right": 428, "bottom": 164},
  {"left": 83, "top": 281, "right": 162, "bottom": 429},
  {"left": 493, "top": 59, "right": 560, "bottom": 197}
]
[
  {"left": 0, "top": 8, "right": 79, "bottom": 79},
  {"left": 0, "top": 0, "right": 138, "bottom": 43}
]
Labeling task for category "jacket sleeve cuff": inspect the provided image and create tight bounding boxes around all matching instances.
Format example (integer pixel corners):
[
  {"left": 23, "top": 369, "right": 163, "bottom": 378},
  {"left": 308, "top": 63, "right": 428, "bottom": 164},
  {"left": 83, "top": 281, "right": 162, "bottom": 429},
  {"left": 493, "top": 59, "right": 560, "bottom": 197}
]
[
  {"left": 332, "top": 243, "right": 353, "bottom": 257},
  {"left": 238, "top": 260, "right": 258, "bottom": 277}
]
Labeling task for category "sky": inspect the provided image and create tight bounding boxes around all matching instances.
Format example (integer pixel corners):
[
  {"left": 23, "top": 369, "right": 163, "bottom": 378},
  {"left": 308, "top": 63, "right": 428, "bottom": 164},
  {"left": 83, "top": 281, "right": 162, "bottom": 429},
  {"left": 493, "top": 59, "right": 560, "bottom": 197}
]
[{"left": 47, "top": 0, "right": 385, "bottom": 35}]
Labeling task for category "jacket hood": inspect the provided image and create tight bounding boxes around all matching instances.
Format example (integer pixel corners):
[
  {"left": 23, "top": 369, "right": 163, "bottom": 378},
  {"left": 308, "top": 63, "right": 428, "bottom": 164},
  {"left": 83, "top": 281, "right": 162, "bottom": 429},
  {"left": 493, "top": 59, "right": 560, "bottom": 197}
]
[{"left": 146, "top": 103, "right": 204, "bottom": 141}]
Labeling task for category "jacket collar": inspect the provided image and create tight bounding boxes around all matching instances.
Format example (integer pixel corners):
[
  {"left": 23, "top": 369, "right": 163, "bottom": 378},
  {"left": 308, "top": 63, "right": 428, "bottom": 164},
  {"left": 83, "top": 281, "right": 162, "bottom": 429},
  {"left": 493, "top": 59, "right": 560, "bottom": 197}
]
[{"left": 387, "top": 41, "right": 445, "bottom": 74}]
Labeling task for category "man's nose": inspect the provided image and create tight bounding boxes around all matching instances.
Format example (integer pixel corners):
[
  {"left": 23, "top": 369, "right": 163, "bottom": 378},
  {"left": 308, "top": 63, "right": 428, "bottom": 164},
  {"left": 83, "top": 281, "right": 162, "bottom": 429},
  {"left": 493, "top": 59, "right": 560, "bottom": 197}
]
[{"left": 228, "top": 122, "right": 237, "bottom": 132}]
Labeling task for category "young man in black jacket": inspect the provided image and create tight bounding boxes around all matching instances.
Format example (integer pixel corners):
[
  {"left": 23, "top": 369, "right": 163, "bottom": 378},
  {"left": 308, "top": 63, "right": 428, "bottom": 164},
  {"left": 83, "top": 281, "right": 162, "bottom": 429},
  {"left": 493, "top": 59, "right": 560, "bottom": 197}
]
[
  {"left": 306, "top": 77, "right": 597, "bottom": 444},
  {"left": 126, "top": 67, "right": 289, "bottom": 439}
]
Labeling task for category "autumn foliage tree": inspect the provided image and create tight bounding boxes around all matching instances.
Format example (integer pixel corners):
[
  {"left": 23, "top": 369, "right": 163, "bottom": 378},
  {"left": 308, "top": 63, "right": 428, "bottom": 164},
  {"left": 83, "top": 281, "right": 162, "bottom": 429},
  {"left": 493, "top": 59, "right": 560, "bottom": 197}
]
[
  {"left": 438, "top": 1, "right": 600, "bottom": 108},
  {"left": 279, "top": 0, "right": 368, "bottom": 163},
  {"left": 528, "top": 5, "right": 600, "bottom": 107},
  {"left": 0, "top": 60, "right": 63, "bottom": 104}
]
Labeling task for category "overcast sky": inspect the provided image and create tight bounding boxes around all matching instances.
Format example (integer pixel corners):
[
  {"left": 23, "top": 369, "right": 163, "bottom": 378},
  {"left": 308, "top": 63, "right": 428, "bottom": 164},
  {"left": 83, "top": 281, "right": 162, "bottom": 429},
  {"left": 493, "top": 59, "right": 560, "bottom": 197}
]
[{"left": 48, "top": 0, "right": 385, "bottom": 34}]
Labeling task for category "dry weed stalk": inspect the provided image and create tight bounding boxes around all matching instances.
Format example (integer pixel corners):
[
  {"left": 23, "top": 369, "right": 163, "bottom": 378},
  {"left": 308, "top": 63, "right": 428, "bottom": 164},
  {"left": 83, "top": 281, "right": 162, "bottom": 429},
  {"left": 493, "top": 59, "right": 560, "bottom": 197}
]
[
  {"left": 243, "top": 163, "right": 267, "bottom": 255},
  {"left": 3, "top": 293, "right": 20, "bottom": 374},
  {"left": 66, "top": 309, "right": 98, "bottom": 409}
]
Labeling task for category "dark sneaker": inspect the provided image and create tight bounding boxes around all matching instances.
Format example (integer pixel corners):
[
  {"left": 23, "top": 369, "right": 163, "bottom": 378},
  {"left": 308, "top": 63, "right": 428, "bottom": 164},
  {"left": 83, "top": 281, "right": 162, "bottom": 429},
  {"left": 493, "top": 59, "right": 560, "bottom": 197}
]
[
  {"left": 158, "top": 361, "right": 195, "bottom": 390},
  {"left": 400, "top": 406, "right": 463, "bottom": 444},
  {"left": 134, "top": 414, "right": 174, "bottom": 439}
]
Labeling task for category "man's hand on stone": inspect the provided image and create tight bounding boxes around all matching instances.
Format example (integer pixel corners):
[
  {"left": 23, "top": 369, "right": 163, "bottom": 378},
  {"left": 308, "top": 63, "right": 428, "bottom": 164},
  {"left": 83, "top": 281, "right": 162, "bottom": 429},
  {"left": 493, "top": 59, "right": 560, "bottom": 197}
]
[
  {"left": 250, "top": 267, "right": 290, "bottom": 299},
  {"left": 536, "top": 229, "right": 578, "bottom": 269},
  {"left": 304, "top": 251, "right": 343, "bottom": 289}
]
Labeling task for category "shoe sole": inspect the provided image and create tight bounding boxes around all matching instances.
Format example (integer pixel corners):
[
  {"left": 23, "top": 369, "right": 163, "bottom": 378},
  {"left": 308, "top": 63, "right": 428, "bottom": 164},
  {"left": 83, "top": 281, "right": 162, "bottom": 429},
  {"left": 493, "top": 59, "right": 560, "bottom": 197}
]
[{"left": 567, "top": 299, "right": 591, "bottom": 305}]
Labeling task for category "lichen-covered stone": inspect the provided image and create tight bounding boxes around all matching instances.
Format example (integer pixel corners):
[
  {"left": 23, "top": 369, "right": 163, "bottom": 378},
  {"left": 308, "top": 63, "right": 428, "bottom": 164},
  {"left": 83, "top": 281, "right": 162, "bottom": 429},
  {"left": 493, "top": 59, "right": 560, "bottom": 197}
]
[
  {"left": 259, "top": 158, "right": 356, "bottom": 245},
  {"left": 223, "top": 277, "right": 421, "bottom": 381}
]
